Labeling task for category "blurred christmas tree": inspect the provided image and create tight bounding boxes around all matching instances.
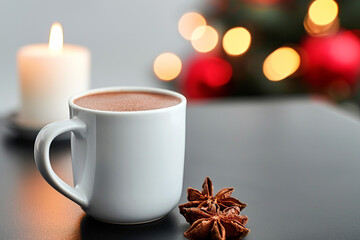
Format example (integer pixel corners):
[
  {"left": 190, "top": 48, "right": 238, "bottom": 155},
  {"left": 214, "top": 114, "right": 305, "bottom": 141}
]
[{"left": 154, "top": 0, "right": 360, "bottom": 103}]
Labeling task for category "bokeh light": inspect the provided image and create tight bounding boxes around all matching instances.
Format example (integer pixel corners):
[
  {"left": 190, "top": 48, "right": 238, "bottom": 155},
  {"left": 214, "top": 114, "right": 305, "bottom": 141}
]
[
  {"left": 202, "top": 58, "right": 233, "bottom": 87},
  {"left": 263, "top": 47, "right": 301, "bottom": 81},
  {"left": 304, "top": 14, "right": 339, "bottom": 37},
  {"left": 302, "top": 31, "right": 360, "bottom": 91},
  {"left": 191, "top": 26, "right": 219, "bottom": 53},
  {"left": 182, "top": 56, "right": 233, "bottom": 98},
  {"left": 178, "top": 12, "right": 206, "bottom": 40},
  {"left": 153, "top": 52, "right": 182, "bottom": 81},
  {"left": 308, "top": 0, "right": 338, "bottom": 26},
  {"left": 222, "top": 27, "right": 251, "bottom": 56}
]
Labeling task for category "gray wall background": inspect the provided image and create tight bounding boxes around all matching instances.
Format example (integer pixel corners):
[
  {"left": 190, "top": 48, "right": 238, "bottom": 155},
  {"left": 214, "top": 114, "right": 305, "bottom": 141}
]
[{"left": 0, "top": 0, "right": 203, "bottom": 114}]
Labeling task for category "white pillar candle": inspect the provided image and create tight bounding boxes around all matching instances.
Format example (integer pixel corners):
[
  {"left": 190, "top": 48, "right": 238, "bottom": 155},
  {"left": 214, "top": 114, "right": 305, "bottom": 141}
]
[{"left": 17, "top": 22, "right": 90, "bottom": 128}]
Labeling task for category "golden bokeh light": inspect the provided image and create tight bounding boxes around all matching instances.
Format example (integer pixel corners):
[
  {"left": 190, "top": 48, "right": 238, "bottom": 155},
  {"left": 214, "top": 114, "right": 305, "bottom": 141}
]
[
  {"left": 308, "top": 0, "right": 338, "bottom": 26},
  {"left": 153, "top": 52, "right": 182, "bottom": 81},
  {"left": 304, "top": 14, "right": 339, "bottom": 37},
  {"left": 178, "top": 12, "right": 207, "bottom": 40},
  {"left": 191, "top": 26, "right": 218, "bottom": 53},
  {"left": 263, "top": 47, "right": 301, "bottom": 81},
  {"left": 49, "top": 22, "right": 63, "bottom": 53},
  {"left": 222, "top": 27, "right": 251, "bottom": 56}
]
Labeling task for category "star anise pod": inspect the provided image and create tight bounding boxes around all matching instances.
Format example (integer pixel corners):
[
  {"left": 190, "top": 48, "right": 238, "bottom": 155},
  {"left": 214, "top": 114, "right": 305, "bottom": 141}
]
[
  {"left": 183, "top": 206, "right": 250, "bottom": 240},
  {"left": 179, "top": 177, "right": 247, "bottom": 217}
]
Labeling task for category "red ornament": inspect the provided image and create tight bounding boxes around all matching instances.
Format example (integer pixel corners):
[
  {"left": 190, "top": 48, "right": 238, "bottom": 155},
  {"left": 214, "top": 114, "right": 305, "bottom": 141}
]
[
  {"left": 302, "top": 31, "right": 360, "bottom": 97},
  {"left": 180, "top": 55, "right": 233, "bottom": 99}
]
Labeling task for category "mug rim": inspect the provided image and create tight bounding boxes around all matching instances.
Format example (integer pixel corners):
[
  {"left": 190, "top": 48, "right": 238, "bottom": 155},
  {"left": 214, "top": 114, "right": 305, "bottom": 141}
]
[{"left": 69, "top": 86, "right": 187, "bottom": 115}]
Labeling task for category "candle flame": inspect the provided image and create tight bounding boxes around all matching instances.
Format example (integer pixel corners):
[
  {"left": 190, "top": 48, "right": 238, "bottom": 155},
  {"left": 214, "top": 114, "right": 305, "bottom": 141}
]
[{"left": 49, "top": 22, "right": 63, "bottom": 53}]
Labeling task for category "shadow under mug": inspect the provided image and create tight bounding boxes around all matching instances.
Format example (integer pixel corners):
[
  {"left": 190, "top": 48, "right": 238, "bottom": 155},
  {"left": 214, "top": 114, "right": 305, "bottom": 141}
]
[{"left": 34, "top": 87, "right": 186, "bottom": 224}]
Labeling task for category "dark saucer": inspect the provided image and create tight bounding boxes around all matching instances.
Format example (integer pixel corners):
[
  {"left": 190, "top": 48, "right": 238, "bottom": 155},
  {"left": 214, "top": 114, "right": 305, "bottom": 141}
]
[{"left": 4, "top": 112, "right": 69, "bottom": 141}]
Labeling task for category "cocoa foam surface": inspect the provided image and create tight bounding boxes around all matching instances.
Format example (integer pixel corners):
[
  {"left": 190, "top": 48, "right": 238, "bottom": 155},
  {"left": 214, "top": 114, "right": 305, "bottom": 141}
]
[{"left": 74, "top": 91, "right": 181, "bottom": 112}]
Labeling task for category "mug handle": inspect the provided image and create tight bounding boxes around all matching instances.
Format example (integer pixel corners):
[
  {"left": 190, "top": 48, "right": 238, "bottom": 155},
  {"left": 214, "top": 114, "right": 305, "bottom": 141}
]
[{"left": 34, "top": 118, "right": 88, "bottom": 208}]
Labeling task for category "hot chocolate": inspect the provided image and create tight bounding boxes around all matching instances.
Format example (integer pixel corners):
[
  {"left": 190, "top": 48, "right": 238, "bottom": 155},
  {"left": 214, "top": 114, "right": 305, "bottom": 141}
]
[{"left": 74, "top": 91, "right": 181, "bottom": 112}]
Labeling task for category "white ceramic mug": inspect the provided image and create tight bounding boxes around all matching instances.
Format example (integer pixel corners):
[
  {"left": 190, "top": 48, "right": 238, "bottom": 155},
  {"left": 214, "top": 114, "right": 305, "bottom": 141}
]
[{"left": 34, "top": 87, "right": 186, "bottom": 224}]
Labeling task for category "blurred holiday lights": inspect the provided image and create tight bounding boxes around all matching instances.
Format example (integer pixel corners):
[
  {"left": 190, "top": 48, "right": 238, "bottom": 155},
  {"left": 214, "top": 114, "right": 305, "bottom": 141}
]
[
  {"left": 191, "top": 26, "right": 219, "bottom": 53},
  {"left": 222, "top": 27, "right": 251, "bottom": 56},
  {"left": 201, "top": 58, "right": 232, "bottom": 87},
  {"left": 305, "top": 0, "right": 339, "bottom": 36},
  {"left": 153, "top": 52, "right": 182, "bottom": 81},
  {"left": 308, "top": 0, "right": 338, "bottom": 26},
  {"left": 181, "top": 56, "right": 233, "bottom": 99},
  {"left": 155, "top": 0, "right": 360, "bottom": 104},
  {"left": 178, "top": 12, "right": 206, "bottom": 40},
  {"left": 263, "top": 47, "right": 301, "bottom": 81},
  {"left": 302, "top": 31, "right": 360, "bottom": 90},
  {"left": 304, "top": 14, "right": 339, "bottom": 37}
]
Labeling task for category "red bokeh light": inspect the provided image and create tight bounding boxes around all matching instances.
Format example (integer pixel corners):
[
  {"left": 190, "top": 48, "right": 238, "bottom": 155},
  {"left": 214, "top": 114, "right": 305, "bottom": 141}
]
[
  {"left": 201, "top": 58, "right": 232, "bottom": 87},
  {"left": 302, "top": 31, "right": 360, "bottom": 92},
  {"left": 180, "top": 55, "right": 233, "bottom": 99}
]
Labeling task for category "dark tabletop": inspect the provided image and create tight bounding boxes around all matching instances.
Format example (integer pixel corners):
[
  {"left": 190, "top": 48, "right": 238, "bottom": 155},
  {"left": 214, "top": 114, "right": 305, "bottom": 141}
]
[{"left": 1, "top": 99, "right": 360, "bottom": 240}]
